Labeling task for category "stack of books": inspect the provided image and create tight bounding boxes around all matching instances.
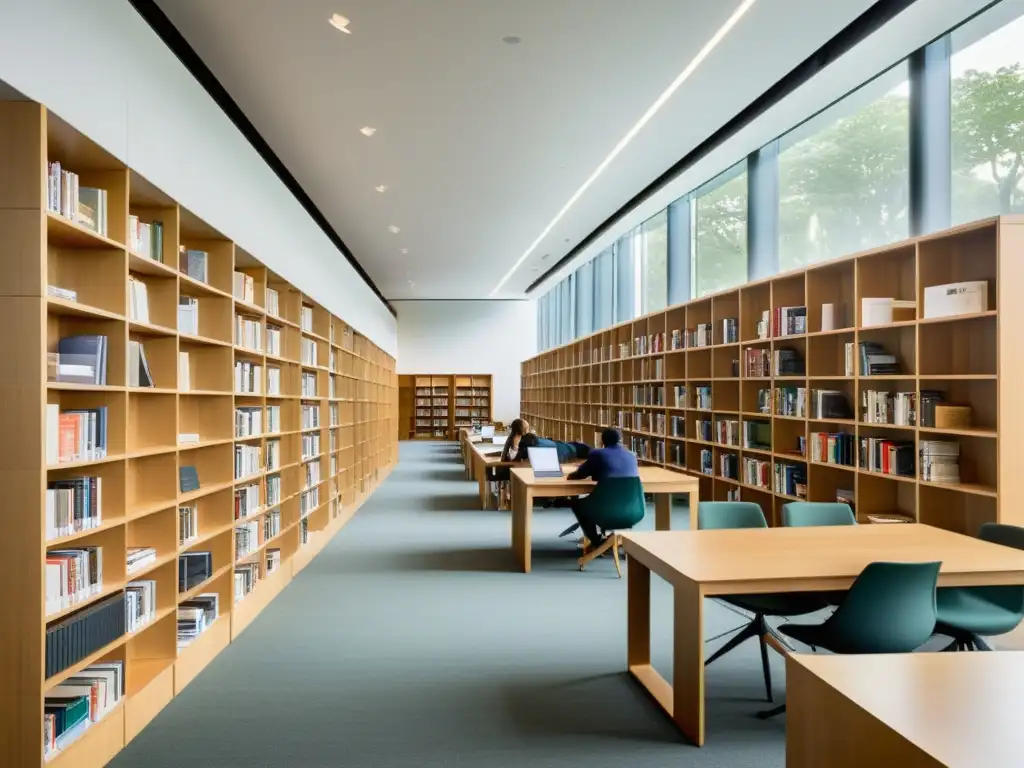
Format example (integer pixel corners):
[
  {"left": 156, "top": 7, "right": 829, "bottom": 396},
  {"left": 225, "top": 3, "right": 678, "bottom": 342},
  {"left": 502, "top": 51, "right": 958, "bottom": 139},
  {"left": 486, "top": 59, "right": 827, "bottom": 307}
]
[
  {"left": 862, "top": 390, "right": 916, "bottom": 425},
  {"left": 45, "top": 477, "right": 102, "bottom": 541},
  {"left": 235, "top": 521, "right": 259, "bottom": 559},
  {"left": 235, "top": 444, "right": 262, "bottom": 480},
  {"left": 265, "top": 287, "right": 280, "bottom": 317},
  {"left": 859, "top": 437, "right": 914, "bottom": 476},
  {"left": 773, "top": 306, "right": 807, "bottom": 336},
  {"left": 179, "top": 504, "right": 199, "bottom": 545},
  {"left": 810, "top": 431, "right": 856, "bottom": 466},
  {"left": 235, "top": 361, "right": 263, "bottom": 394},
  {"left": 43, "top": 661, "right": 123, "bottom": 758},
  {"left": 235, "top": 407, "right": 263, "bottom": 438},
  {"left": 125, "top": 580, "right": 156, "bottom": 632},
  {"left": 235, "top": 315, "right": 262, "bottom": 351},
  {"left": 180, "top": 248, "right": 209, "bottom": 284},
  {"left": 126, "top": 547, "right": 156, "bottom": 575},
  {"left": 45, "top": 547, "right": 103, "bottom": 615},
  {"left": 45, "top": 593, "right": 125, "bottom": 678},
  {"left": 178, "top": 552, "right": 212, "bottom": 593},
  {"left": 234, "top": 483, "right": 260, "bottom": 519},
  {"left": 128, "top": 277, "right": 150, "bottom": 323},
  {"left": 234, "top": 563, "right": 260, "bottom": 603},
  {"left": 177, "top": 593, "right": 218, "bottom": 648},
  {"left": 233, "top": 271, "right": 255, "bottom": 304},
  {"left": 46, "top": 405, "right": 109, "bottom": 465}
]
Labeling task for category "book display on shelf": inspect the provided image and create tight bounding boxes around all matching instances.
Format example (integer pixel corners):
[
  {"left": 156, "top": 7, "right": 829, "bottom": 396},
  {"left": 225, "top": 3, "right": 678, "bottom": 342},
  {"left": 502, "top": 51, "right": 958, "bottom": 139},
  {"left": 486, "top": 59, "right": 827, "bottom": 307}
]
[
  {"left": 522, "top": 215, "right": 1019, "bottom": 535},
  {"left": 0, "top": 103, "right": 398, "bottom": 767},
  {"left": 398, "top": 374, "right": 492, "bottom": 440}
]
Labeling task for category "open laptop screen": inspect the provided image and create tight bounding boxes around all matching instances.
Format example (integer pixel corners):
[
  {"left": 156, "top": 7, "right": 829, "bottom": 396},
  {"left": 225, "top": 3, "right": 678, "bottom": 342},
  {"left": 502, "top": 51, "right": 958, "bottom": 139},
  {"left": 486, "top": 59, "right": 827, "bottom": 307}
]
[
  {"left": 527, "top": 446, "right": 560, "bottom": 474},
  {"left": 480, "top": 425, "right": 495, "bottom": 438}
]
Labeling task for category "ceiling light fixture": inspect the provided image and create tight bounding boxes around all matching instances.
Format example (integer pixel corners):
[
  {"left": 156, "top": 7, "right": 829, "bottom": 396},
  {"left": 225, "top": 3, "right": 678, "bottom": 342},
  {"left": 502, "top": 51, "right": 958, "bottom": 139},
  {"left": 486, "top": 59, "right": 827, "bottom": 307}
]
[
  {"left": 400, "top": 248, "right": 409, "bottom": 255},
  {"left": 489, "top": 0, "right": 758, "bottom": 296},
  {"left": 360, "top": 126, "right": 376, "bottom": 137},
  {"left": 375, "top": 184, "right": 388, "bottom": 193},
  {"left": 388, "top": 225, "right": 401, "bottom": 234},
  {"left": 328, "top": 14, "right": 352, "bottom": 34}
]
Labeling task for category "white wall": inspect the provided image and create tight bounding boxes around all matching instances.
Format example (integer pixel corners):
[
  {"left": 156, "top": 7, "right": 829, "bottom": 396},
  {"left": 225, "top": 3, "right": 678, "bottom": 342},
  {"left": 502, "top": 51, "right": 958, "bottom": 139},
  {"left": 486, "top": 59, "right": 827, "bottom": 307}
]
[
  {"left": 395, "top": 301, "right": 536, "bottom": 423},
  {"left": 0, "top": 0, "right": 397, "bottom": 355}
]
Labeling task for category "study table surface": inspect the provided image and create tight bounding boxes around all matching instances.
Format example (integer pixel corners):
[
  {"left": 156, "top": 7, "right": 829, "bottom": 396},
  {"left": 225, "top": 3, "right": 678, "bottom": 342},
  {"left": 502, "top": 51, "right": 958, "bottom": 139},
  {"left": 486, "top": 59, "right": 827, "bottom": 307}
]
[
  {"left": 468, "top": 439, "right": 511, "bottom": 508},
  {"left": 509, "top": 466, "right": 700, "bottom": 573},
  {"left": 620, "top": 524, "right": 1024, "bottom": 747},
  {"left": 787, "top": 652, "right": 1024, "bottom": 768}
]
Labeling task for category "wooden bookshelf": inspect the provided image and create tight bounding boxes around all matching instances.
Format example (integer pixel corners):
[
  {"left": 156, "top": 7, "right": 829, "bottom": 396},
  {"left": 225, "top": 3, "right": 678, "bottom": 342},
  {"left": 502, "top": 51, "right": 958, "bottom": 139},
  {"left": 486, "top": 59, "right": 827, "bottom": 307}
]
[
  {"left": 0, "top": 102, "right": 398, "bottom": 767},
  {"left": 399, "top": 374, "right": 493, "bottom": 440},
  {"left": 522, "top": 216, "right": 1024, "bottom": 535}
]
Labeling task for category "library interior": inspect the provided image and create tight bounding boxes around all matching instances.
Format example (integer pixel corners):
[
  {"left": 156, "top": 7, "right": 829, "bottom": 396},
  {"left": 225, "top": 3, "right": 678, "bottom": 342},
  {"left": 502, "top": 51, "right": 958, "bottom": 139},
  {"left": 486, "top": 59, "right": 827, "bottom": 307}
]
[{"left": 5, "top": 0, "right": 1024, "bottom": 766}]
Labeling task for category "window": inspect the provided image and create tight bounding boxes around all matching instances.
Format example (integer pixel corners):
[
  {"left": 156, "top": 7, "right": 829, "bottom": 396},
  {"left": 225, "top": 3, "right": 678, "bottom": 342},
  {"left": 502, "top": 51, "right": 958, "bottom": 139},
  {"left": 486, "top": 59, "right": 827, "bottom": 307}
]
[
  {"left": 593, "top": 247, "right": 614, "bottom": 330},
  {"left": 640, "top": 209, "right": 668, "bottom": 313},
  {"left": 951, "top": 0, "right": 1024, "bottom": 225},
  {"left": 694, "top": 161, "right": 748, "bottom": 297},
  {"left": 778, "top": 63, "right": 910, "bottom": 271}
]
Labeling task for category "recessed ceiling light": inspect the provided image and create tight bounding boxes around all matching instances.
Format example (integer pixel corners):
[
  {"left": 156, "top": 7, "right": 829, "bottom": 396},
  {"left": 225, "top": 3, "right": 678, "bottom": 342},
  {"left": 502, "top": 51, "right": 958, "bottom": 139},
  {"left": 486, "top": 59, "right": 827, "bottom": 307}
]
[
  {"left": 329, "top": 14, "right": 352, "bottom": 34},
  {"left": 541, "top": 254, "right": 549, "bottom": 261},
  {"left": 400, "top": 248, "right": 409, "bottom": 255},
  {"left": 502, "top": 36, "right": 522, "bottom": 45},
  {"left": 360, "top": 126, "right": 376, "bottom": 137},
  {"left": 388, "top": 225, "right": 401, "bottom": 234},
  {"left": 564, "top": 238, "right": 570, "bottom": 243},
  {"left": 375, "top": 184, "right": 388, "bottom": 193},
  {"left": 490, "top": 0, "right": 758, "bottom": 296}
]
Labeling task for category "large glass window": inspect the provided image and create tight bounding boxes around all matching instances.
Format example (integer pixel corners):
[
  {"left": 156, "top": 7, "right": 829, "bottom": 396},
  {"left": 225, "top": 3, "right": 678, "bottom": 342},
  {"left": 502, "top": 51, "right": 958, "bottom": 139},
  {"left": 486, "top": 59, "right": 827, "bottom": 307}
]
[
  {"left": 640, "top": 209, "right": 668, "bottom": 313},
  {"left": 951, "top": 0, "right": 1024, "bottom": 225},
  {"left": 778, "top": 63, "right": 910, "bottom": 271},
  {"left": 694, "top": 161, "right": 748, "bottom": 297}
]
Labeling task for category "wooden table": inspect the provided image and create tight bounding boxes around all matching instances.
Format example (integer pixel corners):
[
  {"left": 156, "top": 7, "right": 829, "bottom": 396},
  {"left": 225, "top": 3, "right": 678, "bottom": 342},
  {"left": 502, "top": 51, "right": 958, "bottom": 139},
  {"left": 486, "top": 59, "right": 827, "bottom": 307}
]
[
  {"left": 510, "top": 466, "right": 700, "bottom": 573},
  {"left": 787, "top": 652, "right": 1024, "bottom": 767},
  {"left": 469, "top": 439, "right": 509, "bottom": 509},
  {"left": 621, "top": 524, "right": 1024, "bottom": 747}
]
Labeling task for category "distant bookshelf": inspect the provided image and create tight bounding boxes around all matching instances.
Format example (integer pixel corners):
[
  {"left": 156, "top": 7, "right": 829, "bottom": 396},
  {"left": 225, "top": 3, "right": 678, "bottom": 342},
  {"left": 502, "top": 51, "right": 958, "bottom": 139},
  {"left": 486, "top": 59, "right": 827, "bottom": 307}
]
[
  {"left": 398, "top": 374, "right": 493, "bottom": 440},
  {"left": 522, "top": 216, "right": 1018, "bottom": 534},
  {"left": 0, "top": 101, "right": 399, "bottom": 767}
]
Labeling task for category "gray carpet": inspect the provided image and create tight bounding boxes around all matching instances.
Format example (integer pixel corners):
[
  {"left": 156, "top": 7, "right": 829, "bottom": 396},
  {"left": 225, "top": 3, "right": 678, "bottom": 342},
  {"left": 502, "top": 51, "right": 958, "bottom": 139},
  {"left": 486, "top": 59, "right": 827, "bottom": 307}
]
[{"left": 112, "top": 441, "right": 787, "bottom": 767}]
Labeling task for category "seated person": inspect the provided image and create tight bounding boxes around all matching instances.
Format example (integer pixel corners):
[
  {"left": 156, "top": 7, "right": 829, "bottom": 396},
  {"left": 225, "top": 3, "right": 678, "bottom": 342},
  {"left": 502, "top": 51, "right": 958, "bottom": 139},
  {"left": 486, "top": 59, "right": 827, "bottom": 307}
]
[
  {"left": 490, "top": 418, "right": 531, "bottom": 483},
  {"left": 517, "top": 431, "right": 590, "bottom": 463},
  {"left": 566, "top": 427, "right": 641, "bottom": 549}
]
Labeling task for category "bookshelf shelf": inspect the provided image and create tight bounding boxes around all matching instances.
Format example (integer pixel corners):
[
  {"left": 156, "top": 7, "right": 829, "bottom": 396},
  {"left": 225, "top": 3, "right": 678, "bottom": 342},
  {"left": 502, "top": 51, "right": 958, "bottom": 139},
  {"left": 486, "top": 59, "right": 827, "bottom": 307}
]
[
  {"left": 1, "top": 102, "right": 399, "bottom": 768},
  {"left": 523, "top": 215, "right": 1023, "bottom": 533}
]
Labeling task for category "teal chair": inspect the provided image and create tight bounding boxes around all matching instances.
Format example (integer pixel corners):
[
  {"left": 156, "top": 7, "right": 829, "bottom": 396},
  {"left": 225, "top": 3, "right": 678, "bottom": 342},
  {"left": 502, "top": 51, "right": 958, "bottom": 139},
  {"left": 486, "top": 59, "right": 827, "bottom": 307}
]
[
  {"left": 935, "top": 523, "right": 1024, "bottom": 651},
  {"left": 699, "top": 502, "right": 829, "bottom": 703},
  {"left": 577, "top": 477, "right": 646, "bottom": 578},
  {"left": 759, "top": 560, "right": 940, "bottom": 718},
  {"left": 782, "top": 502, "right": 856, "bottom": 527}
]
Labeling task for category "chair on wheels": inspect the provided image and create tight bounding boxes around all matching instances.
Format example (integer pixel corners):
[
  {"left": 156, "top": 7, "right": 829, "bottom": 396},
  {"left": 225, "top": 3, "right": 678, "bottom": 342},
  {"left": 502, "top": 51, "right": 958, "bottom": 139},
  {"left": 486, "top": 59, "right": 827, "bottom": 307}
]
[
  {"left": 934, "top": 523, "right": 1024, "bottom": 651},
  {"left": 781, "top": 502, "right": 856, "bottom": 527},
  {"left": 698, "top": 502, "right": 830, "bottom": 704},
  {"left": 759, "top": 560, "right": 940, "bottom": 718},
  {"left": 576, "top": 477, "right": 646, "bottom": 578}
]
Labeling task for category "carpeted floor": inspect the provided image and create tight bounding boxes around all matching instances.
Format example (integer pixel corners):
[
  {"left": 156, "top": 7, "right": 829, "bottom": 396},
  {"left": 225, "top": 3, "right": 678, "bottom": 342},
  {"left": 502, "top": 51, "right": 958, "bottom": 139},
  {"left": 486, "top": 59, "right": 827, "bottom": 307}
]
[{"left": 111, "top": 441, "right": 789, "bottom": 767}]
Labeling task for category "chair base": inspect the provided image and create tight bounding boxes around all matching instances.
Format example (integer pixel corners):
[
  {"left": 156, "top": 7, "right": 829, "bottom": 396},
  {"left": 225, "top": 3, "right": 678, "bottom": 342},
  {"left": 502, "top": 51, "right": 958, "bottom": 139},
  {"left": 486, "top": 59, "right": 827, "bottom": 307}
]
[
  {"left": 705, "top": 613, "right": 773, "bottom": 703},
  {"left": 940, "top": 634, "right": 992, "bottom": 652},
  {"left": 578, "top": 534, "right": 623, "bottom": 578},
  {"left": 756, "top": 703, "right": 786, "bottom": 719}
]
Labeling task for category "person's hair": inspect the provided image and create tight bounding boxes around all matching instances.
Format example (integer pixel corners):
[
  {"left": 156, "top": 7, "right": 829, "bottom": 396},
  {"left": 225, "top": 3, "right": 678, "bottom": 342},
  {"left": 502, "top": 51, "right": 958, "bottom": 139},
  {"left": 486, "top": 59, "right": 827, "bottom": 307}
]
[
  {"left": 601, "top": 427, "right": 621, "bottom": 447},
  {"left": 509, "top": 419, "right": 528, "bottom": 438}
]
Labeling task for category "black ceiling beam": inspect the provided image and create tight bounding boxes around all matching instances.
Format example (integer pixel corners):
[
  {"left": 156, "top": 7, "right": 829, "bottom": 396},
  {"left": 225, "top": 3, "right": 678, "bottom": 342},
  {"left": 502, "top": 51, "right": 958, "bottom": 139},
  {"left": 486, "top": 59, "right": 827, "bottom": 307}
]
[
  {"left": 128, "top": 0, "right": 396, "bottom": 316},
  {"left": 526, "top": 0, "right": 921, "bottom": 294}
]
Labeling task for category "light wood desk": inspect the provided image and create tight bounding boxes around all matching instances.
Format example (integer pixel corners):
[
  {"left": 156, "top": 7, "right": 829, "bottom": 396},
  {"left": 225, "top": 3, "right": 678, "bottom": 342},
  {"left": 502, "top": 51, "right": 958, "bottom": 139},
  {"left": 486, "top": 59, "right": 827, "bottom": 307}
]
[
  {"left": 510, "top": 466, "right": 700, "bottom": 573},
  {"left": 787, "top": 652, "right": 1024, "bottom": 767},
  {"left": 468, "top": 438, "right": 510, "bottom": 509},
  {"left": 621, "top": 524, "right": 1024, "bottom": 747}
]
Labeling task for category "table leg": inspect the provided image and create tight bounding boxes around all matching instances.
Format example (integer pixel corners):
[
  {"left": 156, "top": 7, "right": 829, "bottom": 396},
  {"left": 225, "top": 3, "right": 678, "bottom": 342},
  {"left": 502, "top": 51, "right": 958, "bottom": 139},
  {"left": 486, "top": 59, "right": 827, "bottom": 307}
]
[
  {"left": 673, "top": 578, "right": 705, "bottom": 745},
  {"left": 655, "top": 493, "right": 671, "bottom": 531},
  {"left": 689, "top": 486, "right": 700, "bottom": 530},
  {"left": 476, "top": 456, "right": 489, "bottom": 510},
  {"left": 627, "top": 555, "right": 650, "bottom": 666},
  {"left": 511, "top": 481, "right": 532, "bottom": 573}
]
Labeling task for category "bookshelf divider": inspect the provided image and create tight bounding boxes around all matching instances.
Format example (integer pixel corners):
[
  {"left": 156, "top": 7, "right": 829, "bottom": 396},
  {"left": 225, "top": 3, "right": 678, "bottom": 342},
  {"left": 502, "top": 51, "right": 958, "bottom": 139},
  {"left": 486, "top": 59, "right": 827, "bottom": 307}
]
[
  {"left": 522, "top": 216, "right": 1023, "bottom": 534},
  {"left": 0, "top": 102, "right": 398, "bottom": 767}
]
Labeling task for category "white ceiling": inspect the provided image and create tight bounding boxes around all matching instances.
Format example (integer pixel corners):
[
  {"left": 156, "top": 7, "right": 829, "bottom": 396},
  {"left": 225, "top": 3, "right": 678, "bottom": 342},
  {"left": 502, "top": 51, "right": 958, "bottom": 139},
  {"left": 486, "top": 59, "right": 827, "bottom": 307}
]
[{"left": 155, "top": 0, "right": 877, "bottom": 301}]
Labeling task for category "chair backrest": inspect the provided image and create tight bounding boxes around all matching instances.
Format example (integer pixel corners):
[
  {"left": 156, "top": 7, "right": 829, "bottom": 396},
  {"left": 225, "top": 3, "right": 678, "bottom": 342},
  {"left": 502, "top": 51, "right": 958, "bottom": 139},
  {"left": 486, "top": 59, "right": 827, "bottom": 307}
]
[
  {"left": 782, "top": 502, "right": 856, "bottom": 527},
  {"left": 698, "top": 501, "right": 767, "bottom": 530},
  {"left": 821, "top": 561, "right": 940, "bottom": 654},
  {"left": 586, "top": 476, "right": 646, "bottom": 529},
  {"left": 971, "top": 523, "right": 1024, "bottom": 613}
]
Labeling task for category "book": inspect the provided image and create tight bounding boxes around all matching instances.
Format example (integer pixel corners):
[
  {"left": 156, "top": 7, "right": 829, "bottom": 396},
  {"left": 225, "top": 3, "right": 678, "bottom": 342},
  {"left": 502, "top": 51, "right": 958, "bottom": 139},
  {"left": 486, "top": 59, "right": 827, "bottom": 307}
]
[
  {"left": 56, "top": 335, "right": 107, "bottom": 385},
  {"left": 179, "top": 352, "right": 191, "bottom": 391},
  {"left": 45, "top": 592, "right": 125, "bottom": 679},
  {"left": 179, "top": 466, "right": 200, "bottom": 494},
  {"left": 127, "top": 341, "right": 154, "bottom": 387},
  {"left": 76, "top": 187, "right": 108, "bottom": 236},
  {"left": 128, "top": 277, "right": 150, "bottom": 324},
  {"left": 181, "top": 248, "right": 209, "bottom": 284},
  {"left": 265, "top": 287, "right": 280, "bottom": 317},
  {"left": 178, "top": 552, "right": 213, "bottom": 593},
  {"left": 126, "top": 547, "right": 156, "bottom": 574},
  {"left": 47, "top": 285, "right": 77, "bottom": 301},
  {"left": 178, "top": 296, "right": 200, "bottom": 335},
  {"left": 128, "top": 216, "right": 163, "bottom": 261},
  {"left": 45, "top": 547, "right": 102, "bottom": 615},
  {"left": 177, "top": 593, "right": 218, "bottom": 647},
  {"left": 233, "top": 271, "right": 255, "bottom": 304},
  {"left": 46, "top": 477, "right": 102, "bottom": 541},
  {"left": 125, "top": 580, "right": 156, "bottom": 632},
  {"left": 47, "top": 406, "right": 108, "bottom": 464},
  {"left": 179, "top": 503, "right": 199, "bottom": 544}
]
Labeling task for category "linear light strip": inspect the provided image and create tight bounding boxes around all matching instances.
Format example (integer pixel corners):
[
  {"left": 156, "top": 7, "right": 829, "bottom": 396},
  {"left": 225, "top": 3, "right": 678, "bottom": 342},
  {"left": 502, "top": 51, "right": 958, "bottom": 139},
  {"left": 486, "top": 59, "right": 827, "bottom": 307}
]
[{"left": 490, "top": 0, "right": 759, "bottom": 296}]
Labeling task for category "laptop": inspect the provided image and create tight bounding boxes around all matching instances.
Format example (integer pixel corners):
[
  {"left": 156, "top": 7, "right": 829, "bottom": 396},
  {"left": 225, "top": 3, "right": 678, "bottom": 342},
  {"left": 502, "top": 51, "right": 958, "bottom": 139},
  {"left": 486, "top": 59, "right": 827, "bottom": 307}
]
[
  {"left": 480, "top": 425, "right": 495, "bottom": 438},
  {"left": 527, "top": 446, "right": 563, "bottom": 479}
]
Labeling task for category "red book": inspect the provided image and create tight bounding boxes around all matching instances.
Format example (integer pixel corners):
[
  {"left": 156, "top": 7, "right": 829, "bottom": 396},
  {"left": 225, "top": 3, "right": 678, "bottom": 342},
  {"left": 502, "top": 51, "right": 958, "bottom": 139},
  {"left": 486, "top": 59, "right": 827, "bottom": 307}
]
[{"left": 58, "top": 413, "right": 78, "bottom": 462}]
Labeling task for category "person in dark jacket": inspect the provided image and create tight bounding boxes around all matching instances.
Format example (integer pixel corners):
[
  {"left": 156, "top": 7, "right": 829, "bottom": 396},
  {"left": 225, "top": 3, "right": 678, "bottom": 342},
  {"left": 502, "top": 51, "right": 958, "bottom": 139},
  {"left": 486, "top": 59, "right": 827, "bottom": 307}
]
[
  {"left": 517, "top": 432, "right": 590, "bottom": 463},
  {"left": 567, "top": 427, "right": 640, "bottom": 547}
]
